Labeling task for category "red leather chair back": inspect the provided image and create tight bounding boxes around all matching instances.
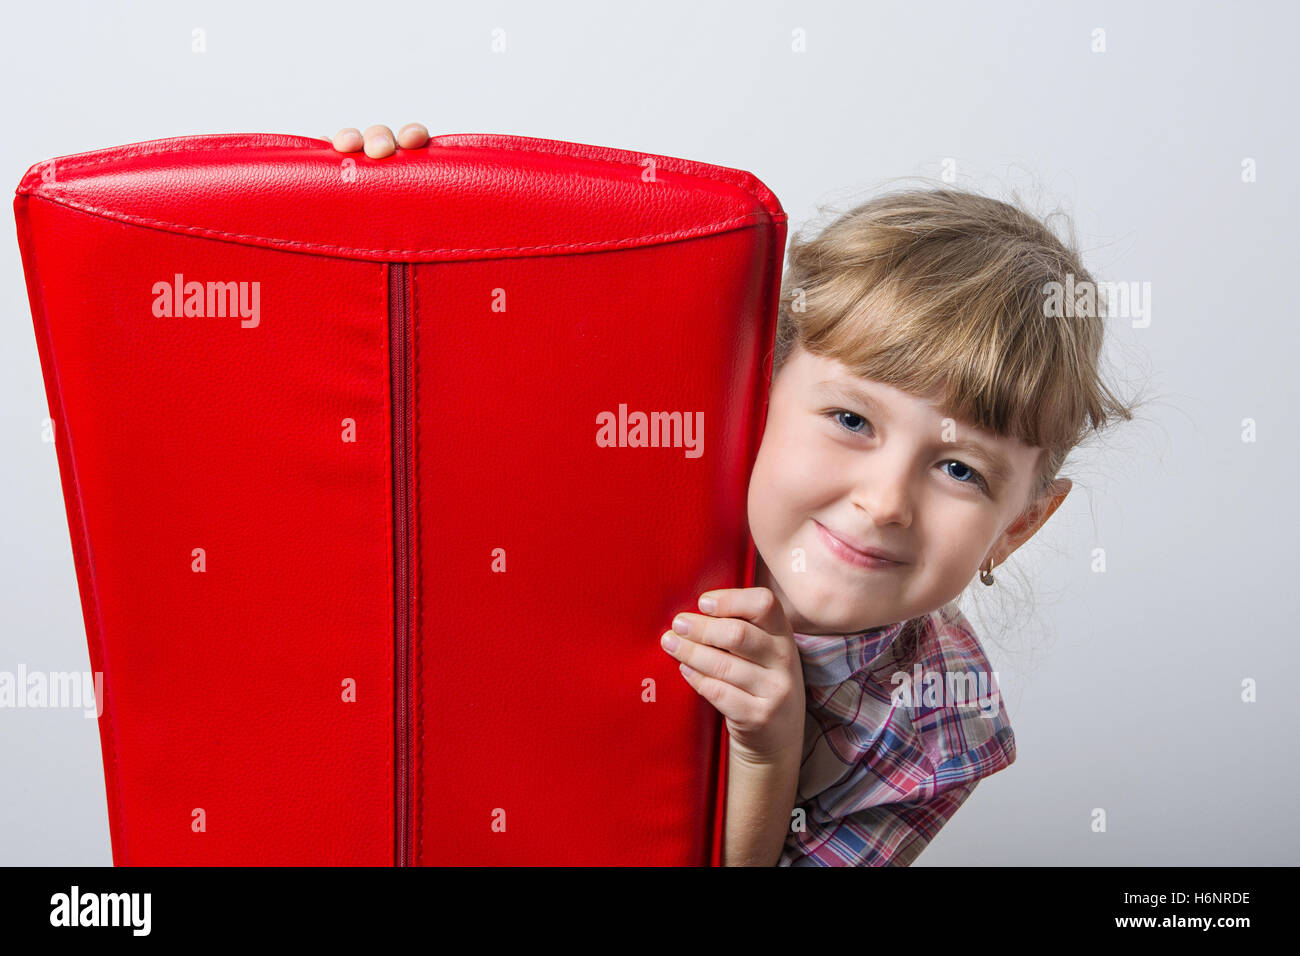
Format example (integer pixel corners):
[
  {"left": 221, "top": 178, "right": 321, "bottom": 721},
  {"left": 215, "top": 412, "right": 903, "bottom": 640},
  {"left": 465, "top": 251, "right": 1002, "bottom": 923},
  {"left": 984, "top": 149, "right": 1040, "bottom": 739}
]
[{"left": 14, "top": 132, "right": 787, "bottom": 865}]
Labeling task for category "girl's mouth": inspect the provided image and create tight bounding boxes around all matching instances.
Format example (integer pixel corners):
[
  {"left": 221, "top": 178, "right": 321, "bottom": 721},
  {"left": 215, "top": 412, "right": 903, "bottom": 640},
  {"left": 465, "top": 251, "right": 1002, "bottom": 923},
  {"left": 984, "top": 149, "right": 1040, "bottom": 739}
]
[{"left": 814, "top": 521, "right": 906, "bottom": 570}]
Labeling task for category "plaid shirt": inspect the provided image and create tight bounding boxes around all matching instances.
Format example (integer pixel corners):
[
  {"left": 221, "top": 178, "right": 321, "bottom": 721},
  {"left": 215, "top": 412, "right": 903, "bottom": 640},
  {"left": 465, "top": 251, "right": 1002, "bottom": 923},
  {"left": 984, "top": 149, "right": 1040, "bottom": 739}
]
[{"left": 778, "top": 601, "right": 1016, "bottom": 866}]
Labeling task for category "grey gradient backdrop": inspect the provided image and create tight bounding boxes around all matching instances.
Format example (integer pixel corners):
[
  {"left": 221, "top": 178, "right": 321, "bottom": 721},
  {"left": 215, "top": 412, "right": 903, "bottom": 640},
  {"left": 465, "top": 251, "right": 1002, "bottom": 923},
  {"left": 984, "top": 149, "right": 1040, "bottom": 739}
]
[{"left": 2, "top": 0, "right": 1296, "bottom": 866}]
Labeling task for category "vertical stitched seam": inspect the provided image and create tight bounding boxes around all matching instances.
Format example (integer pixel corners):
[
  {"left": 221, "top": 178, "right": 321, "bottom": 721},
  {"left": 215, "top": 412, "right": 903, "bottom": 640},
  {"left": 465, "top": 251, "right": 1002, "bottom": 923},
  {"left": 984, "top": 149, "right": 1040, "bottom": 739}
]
[
  {"left": 414, "top": 262, "right": 424, "bottom": 867},
  {"left": 382, "top": 262, "right": 394, "bottom": 864}
]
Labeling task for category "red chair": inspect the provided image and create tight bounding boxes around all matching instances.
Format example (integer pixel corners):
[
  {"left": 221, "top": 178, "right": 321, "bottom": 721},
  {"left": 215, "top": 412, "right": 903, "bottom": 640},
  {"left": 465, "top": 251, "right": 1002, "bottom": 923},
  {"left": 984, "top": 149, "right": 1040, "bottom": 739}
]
[{"left": 14, "top": 132, "right": 787, "bottom": 865}]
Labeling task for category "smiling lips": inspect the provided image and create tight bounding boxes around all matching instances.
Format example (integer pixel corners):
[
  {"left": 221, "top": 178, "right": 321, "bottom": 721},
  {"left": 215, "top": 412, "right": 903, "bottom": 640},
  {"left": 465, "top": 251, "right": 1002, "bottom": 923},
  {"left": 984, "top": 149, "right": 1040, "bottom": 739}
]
[{"left": 814, "top": 521, "right": 908, "bottom": 570}]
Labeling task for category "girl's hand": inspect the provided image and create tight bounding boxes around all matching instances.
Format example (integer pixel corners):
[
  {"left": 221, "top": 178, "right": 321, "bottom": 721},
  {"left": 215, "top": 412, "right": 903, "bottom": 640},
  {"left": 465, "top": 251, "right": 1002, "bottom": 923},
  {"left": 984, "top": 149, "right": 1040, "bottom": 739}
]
[
  {"left": 661, "top": 587, "right": 806, "bottom": 763},
  {"left": 330, "top": 123, "right": 429, "bottom": 159}
]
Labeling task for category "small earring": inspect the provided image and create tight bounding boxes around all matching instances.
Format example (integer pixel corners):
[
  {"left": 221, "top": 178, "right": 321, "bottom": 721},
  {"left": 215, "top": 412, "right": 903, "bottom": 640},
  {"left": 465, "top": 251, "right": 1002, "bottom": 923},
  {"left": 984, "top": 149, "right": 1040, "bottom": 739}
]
[{"left": 980, "top": 557, "right": 996, "bottom": 586}]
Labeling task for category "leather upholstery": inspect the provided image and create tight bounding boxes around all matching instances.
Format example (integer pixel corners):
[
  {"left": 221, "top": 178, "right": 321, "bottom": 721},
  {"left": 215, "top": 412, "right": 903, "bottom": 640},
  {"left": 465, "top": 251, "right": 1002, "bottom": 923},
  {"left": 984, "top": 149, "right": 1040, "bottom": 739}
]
[{"left": 13, "top": 132, "right": 787, "bottom": 865}]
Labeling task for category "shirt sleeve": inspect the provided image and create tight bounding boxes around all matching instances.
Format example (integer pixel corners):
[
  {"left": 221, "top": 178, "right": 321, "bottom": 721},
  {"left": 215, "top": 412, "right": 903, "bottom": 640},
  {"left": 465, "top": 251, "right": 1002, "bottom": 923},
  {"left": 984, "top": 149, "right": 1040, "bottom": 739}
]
[{"left": 777, "top": 777, "right": 980, "bottom": 867}]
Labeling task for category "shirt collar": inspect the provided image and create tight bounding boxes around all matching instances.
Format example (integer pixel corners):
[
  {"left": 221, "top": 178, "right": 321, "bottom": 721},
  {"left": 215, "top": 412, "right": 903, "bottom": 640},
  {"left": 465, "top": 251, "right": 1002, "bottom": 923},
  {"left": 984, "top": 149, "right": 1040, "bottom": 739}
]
[{"left": 792, "top": 620, "right": 908, "bottom": 686}]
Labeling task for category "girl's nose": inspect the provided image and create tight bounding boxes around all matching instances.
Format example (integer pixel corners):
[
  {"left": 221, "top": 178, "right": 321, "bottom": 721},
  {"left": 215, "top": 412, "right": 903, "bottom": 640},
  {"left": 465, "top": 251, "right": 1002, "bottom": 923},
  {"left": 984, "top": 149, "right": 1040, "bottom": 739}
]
[{"left": 853, "top": 467, "right": 914, "bottom": 529}]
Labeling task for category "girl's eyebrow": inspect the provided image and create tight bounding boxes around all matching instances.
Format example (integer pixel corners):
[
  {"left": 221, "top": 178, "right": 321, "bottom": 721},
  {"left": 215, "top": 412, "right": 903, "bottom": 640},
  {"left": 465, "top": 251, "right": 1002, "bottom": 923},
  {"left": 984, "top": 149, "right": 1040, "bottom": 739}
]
[
  {"left": 817, "top": 379, "right": 881, "bottom": 412},
  {"left": 940, "top": 437, "right": 1014, "bottom": 485},
  {"left": 816, "top": 379, "right": 1014, "bottom": 485}
]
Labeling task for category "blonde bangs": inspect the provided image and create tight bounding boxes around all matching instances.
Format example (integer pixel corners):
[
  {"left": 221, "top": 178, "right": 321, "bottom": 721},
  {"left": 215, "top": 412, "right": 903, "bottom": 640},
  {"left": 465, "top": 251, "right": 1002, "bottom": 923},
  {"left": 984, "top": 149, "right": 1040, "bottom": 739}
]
[{"left": 773, "top": 187, "right": 1137, "bottom": 497}]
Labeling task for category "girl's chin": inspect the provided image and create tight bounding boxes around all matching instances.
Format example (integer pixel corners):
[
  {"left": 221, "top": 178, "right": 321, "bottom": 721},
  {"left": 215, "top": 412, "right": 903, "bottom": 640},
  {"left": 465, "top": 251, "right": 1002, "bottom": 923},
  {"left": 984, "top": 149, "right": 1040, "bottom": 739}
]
[
  {"left": 785, "top": 585, "right": 898, "bottom": 631},
  {"left": 786, "top": 596, "right": 866, "bottom": 633}
]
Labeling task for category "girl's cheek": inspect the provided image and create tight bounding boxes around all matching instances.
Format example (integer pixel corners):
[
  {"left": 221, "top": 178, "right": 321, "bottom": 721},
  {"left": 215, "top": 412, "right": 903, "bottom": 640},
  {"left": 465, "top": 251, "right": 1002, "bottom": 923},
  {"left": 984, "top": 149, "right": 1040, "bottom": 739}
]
[{"left": 748, "top": 488, "right": 783, "bottom": 536}]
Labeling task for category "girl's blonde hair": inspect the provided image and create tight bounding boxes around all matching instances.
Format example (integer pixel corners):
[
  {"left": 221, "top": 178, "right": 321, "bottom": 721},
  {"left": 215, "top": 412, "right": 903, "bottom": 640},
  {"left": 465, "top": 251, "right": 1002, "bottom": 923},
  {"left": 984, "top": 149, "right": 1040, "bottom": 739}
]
[{"left": 773, "top": 185, "right": 1138, "bottom": 511}]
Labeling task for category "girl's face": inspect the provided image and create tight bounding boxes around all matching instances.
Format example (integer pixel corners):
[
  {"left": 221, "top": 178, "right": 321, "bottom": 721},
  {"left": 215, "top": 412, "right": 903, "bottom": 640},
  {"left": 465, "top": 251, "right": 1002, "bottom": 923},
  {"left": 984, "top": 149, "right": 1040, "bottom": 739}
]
[{"left": 747, "top": 345, "right": 1069, "bottom": 635}]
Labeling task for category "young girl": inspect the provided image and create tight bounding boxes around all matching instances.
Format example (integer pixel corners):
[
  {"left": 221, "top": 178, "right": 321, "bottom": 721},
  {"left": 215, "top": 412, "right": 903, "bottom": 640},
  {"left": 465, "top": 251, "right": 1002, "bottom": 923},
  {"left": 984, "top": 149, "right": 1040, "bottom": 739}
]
[{"left": 336, "top": 123, "right": 1136, "bottom": 866}]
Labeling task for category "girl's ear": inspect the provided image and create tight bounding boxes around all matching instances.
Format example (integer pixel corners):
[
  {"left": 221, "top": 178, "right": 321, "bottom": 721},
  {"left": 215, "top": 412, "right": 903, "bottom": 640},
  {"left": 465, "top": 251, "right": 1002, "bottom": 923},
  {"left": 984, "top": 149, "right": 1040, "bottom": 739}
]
[{"left": 996, "top": 478, "right": 1073, "bottom": 564}]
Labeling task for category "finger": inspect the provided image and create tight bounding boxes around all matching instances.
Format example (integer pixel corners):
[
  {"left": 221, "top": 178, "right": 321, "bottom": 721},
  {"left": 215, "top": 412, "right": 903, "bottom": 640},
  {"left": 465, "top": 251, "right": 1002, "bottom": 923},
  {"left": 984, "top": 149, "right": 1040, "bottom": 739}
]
[
  {"left": 675, "top": 597, "right": 787, "bottom": 669},
  {"left": 362, "top": 124, "right": 396, "bottom": 158},
  {"left": 671, "top": 612, "right": 763, "bottom": 664},
  {"left": 698, "top": 587, "right": 791, "bottom": 650},
  {"left": 660, "top": 627, "right": 766, "bottom": 697},
  {"left": 396, "top": 123, "right": 429, "bottom": 148},
  {"left": 332, "top": 128, "right": 363, "bottom": 152},
  {"left": 675, "top": 660, "right": 762, "bottom": 724}
]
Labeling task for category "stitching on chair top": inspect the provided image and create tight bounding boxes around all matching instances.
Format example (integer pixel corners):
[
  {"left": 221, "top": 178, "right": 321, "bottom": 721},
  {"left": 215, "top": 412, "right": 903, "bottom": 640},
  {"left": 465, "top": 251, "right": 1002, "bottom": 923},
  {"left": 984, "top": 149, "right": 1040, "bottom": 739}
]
[{"left": 16, "top": 135, "right": 785, "bottom": 260}]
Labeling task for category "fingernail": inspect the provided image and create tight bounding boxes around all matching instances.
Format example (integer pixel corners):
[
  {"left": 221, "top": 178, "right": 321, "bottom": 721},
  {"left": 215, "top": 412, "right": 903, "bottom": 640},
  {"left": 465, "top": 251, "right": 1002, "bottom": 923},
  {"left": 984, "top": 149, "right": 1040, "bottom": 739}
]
[
  {"left": 661, "top": 631, "right": 679, "bottom": 652},
  {"left": 672, "top": 617, "right": 690, "bottom": 635},
  {"left": 698, "top": 595, "right": 717, "bottom": 613}
]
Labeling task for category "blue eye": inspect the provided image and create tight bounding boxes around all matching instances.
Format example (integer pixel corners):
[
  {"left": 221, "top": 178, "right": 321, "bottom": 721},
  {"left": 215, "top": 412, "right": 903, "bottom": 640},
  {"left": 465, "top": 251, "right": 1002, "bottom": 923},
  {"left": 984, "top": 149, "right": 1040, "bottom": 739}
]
[
  {"left": 824, "top": 409, "right": 990, "bottom": 495},
  {"left": 941, "top": 459, "right": 990, "bottom": 493},
  {"left": 830, "top": 410, "right": 870, "bottom": 433}
]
